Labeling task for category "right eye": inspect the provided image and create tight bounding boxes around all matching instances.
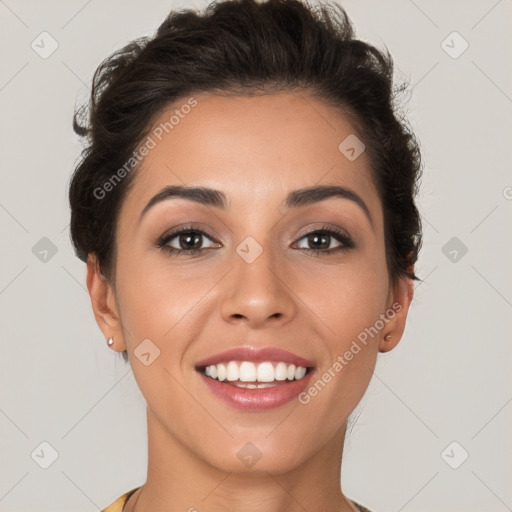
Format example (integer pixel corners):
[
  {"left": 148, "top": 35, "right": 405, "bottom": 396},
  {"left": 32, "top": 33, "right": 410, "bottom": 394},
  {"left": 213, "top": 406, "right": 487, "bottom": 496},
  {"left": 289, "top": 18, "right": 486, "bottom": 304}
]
[{"left": 157, "top": 227, "right": 221, "bottom": 257}]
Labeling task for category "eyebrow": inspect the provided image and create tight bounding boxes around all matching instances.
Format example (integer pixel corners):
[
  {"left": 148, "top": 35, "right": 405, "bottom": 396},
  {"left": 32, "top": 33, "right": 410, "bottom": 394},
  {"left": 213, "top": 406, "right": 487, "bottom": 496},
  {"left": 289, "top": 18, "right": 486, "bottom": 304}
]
[{"left": 139, "top": 184, "right": 374, "bottom": 229}]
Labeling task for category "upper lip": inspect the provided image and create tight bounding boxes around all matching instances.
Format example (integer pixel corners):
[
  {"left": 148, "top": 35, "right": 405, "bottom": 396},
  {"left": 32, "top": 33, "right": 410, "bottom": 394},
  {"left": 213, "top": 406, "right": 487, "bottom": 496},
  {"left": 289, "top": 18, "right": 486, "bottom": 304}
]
[{"left": 195, "top": 346, "right": 315, "bottom": 369}]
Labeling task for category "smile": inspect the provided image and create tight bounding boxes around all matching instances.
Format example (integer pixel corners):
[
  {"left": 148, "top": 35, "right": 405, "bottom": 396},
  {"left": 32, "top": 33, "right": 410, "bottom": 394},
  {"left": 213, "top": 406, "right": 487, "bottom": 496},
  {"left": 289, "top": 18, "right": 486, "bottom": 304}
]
[{"left": 195, "top": 346, "right": 316, "bottom": 410}]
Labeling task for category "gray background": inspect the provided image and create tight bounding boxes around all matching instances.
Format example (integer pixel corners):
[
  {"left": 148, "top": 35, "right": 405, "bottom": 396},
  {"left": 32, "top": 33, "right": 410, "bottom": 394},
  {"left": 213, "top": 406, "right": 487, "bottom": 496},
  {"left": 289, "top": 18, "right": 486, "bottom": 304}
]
[{"left": 1, "top": 0, "right": 511, "bottom": 511}]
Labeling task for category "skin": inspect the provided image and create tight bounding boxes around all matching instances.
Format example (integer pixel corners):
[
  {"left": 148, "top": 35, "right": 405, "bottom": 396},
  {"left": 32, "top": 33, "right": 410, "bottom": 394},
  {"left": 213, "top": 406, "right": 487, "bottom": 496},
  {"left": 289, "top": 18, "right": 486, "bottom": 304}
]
[{"left": 87, "top": 91, "right": 414, "bottom": 512}]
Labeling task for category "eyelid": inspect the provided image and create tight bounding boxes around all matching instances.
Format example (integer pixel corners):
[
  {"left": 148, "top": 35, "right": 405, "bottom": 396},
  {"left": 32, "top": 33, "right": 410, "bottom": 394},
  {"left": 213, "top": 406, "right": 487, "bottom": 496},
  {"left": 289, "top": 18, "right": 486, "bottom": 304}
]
[
  {"left": 294, "top": 222, "right": 351, "bottom": 239},
  {"left": 157, "top": 225, "right": 220, "bottom": 247}
]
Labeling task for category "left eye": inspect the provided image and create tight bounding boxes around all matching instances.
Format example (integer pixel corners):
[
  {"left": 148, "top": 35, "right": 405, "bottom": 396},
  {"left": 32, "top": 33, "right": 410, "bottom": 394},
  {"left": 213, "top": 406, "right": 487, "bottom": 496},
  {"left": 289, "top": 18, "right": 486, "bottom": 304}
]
[{"left": 293, "top": 227, "right": 354, "bottom": 255}]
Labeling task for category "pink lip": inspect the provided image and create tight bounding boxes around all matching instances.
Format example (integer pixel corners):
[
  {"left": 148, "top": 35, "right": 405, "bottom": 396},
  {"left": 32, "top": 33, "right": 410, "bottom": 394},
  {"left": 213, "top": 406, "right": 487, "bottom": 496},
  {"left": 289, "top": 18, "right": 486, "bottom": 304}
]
[
  {"left": 195, "top": 346, "right": 315, "bottom": 368},
  {"left": 198, "top": 370, "right": 315, "bottom": 411}
]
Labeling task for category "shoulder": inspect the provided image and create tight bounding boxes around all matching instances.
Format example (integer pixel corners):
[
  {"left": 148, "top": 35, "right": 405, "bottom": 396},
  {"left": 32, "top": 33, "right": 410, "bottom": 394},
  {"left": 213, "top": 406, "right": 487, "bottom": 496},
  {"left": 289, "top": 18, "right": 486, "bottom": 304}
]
[
  {"left": 101, "top": 487, "right": 140, "bottom": 512},
  {"left": 350, "top": 499, "right": 374, "bottom": 512}
]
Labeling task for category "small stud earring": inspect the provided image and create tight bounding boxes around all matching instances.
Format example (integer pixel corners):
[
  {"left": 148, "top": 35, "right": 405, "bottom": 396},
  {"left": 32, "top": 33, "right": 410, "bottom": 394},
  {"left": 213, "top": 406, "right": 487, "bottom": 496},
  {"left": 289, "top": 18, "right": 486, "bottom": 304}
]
[
  {"left": 384, "top": 334, "right": 392, "bottom": 341},
  {"left": 107, "top": 337, "right": 114, "bottom": 346}
]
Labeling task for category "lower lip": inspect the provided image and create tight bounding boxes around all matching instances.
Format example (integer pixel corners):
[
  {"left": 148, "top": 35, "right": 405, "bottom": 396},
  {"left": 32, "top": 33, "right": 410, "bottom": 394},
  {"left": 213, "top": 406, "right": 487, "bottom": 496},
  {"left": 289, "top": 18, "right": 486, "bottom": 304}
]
[{"left": 198, "top": 370, "right": 315, "bottom": 411}]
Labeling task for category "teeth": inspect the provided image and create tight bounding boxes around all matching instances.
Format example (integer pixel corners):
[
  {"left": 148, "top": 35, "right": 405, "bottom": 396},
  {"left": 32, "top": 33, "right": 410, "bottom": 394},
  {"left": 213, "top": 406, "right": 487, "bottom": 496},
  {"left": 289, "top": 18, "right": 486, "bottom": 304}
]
[
  {"left": 226, "top": 361, "right": 239, "bottom": 381},
  {"left": 202, "top": 361, "right": 308, "bottom": 384},
  {"left": 256, "top": 362, "right": 274, "bottom": 382},
  {"left": 275, "top": 362, "right": 288, "bottom": 381},
  {"left": 217, "top": 363, "right": 227, "bottom": 381},
  {"left": 239, "top": 361, "right": 256, "bottom": 381},
  {"left": 295, "top": 366, "right": 306, "bottom": 380}
]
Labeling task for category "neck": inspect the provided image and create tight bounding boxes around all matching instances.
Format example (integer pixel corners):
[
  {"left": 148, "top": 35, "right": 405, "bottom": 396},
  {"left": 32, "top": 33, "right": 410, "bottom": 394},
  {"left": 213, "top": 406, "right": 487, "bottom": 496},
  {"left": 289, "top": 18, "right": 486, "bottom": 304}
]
[{"left": 126, "top": 407, "right": 358, "bottom": 512}]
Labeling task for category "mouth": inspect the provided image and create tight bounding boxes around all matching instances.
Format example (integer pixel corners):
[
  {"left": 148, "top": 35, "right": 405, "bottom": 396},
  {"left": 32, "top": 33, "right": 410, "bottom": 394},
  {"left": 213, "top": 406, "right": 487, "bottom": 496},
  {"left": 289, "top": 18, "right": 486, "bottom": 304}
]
[{"left": 194, "top": 346, "right": 316, "bottom": 410}]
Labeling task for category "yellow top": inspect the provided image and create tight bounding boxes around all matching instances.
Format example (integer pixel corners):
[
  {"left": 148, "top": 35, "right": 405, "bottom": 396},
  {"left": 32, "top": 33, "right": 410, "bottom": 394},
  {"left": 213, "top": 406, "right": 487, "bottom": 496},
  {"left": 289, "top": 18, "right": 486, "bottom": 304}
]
[
  {"left": 102, "top": 486, "right": 373, "bottom": 512},
  {"left": 102, "top": 487, "right": 139, "bottom": 512}
]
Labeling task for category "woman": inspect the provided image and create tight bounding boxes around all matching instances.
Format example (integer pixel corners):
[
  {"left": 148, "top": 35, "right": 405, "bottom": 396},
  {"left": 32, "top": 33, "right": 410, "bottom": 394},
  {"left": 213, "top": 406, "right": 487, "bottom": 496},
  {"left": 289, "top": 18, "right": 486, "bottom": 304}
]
[{"left": 68, "top": 0, "right": 423, "bottom": 510}]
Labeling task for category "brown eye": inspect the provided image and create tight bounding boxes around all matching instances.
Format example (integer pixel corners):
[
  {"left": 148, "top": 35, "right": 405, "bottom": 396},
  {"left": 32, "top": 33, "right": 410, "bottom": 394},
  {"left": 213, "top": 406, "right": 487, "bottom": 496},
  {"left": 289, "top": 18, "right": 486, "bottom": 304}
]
[
  {"left": 294, "top": 227, "right": 354, "bottom": 256},
  {"left": 157, "top": 228, "right": 220, "bottom": 256}
]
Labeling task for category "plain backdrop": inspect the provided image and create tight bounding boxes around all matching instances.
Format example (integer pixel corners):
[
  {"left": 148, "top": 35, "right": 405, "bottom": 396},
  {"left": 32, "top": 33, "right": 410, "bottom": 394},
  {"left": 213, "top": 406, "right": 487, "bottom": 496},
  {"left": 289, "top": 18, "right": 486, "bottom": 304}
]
[{"left": 1, "top": 1, "right": 511, "bottom": 511}]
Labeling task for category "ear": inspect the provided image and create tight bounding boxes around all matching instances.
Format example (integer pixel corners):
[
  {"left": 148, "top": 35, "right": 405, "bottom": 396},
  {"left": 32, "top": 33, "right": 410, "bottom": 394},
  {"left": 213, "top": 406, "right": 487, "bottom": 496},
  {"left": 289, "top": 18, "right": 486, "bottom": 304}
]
[
  {"left": 86, "top": 254, "right": 127, "bottom": 352},
  {"left": 378, "top": 268, "right": 415, "bottom": 353}
]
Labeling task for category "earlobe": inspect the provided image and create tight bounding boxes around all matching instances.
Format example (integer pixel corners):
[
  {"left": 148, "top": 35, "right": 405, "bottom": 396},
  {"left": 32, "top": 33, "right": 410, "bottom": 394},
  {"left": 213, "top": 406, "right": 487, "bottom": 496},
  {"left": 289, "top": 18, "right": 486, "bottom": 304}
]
[
  {"left": 378, "top": 272, "right": 414, "bottom": 353},
  {"left": 86, "top": 254, "right": 127, "bottom": 352}
]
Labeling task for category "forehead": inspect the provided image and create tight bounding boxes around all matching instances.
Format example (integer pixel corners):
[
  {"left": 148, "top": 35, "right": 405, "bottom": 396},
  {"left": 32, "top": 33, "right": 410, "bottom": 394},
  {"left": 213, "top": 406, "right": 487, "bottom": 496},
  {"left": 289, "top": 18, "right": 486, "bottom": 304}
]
[{"left": 122, "top": 91, "right": 380, "bottom": 221}]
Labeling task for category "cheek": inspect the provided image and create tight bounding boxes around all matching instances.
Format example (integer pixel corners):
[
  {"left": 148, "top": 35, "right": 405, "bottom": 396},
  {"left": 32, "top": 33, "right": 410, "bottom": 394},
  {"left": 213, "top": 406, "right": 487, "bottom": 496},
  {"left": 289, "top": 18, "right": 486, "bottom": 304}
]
[
  {"left": 335, "top": 274, "right": 388, "bottom": 338},
  {"left": 298, "top": 263, "right": 388, "bottom": 422},
  {"left": 115, "top": 248, "right": 202, "bottom": 338},
  {"left": 307, "top": 251, "right": 389, "bottom": 396},
  {"left": 304, "top": 251, "right": 389, "bottom": 336}
]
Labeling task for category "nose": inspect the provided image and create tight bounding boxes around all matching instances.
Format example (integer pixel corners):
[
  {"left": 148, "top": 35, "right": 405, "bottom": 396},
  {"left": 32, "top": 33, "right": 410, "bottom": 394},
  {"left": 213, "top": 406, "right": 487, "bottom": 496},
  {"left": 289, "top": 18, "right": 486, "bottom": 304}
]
[{"left": 220, "top": 242, "right": 296, "bottom": 328}]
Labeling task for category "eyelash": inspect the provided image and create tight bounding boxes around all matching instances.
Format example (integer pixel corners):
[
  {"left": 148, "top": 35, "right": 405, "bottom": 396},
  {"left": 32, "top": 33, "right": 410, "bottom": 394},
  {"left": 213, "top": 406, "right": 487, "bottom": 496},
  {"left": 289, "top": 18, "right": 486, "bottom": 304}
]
[{"left": 156, "top": 225, "right": 355, "bottom": 258}]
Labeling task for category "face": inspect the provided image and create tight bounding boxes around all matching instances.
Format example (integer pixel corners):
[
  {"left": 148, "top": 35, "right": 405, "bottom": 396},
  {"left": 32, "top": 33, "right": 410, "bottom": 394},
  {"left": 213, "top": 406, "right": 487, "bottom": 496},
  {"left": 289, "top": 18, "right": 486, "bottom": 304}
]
[{"left": 88, "top": 91, "right": 413, "bottom": 475}]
